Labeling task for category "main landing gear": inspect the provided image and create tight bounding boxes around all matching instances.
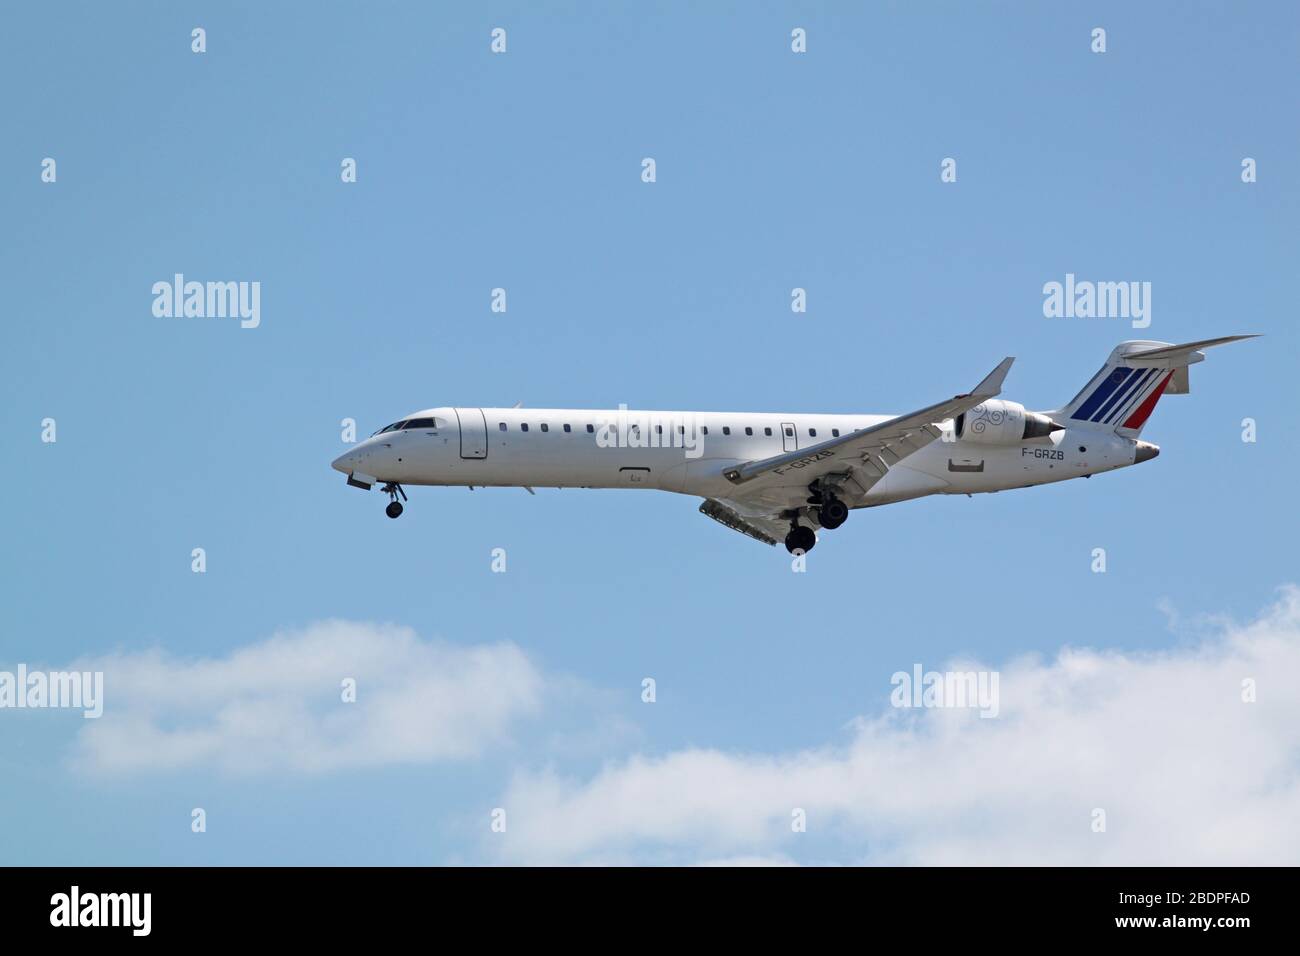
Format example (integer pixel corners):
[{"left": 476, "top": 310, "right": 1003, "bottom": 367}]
[
  {"left": 382, "top": 482, "right": 407, "bottom": 519},
  {"left": 785, "top": 523, "right": 816, "bottom": 555},
  {"left": 818, "top": 496, "right": 849, "bottom": 530},
  {"left": 785, "top": 479, "right": 853, "bottom": 551},
  {"left": 808, "top": 479, "right": 850, "bottom": 531}
]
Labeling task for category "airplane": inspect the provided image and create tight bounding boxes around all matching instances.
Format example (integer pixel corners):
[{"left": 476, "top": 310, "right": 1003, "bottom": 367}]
[{"left": 331, "top": 335, "right": 1255, "bottom": 554}]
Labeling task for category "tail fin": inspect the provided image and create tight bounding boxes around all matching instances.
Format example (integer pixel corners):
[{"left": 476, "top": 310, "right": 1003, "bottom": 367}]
[{"left": 1054, "top": 335, "right": 1258, "bottom": 436}]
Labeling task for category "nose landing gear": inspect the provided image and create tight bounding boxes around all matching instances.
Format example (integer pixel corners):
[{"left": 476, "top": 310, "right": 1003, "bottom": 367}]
[{"left": 382, "top": 482, "right": 407, "bottom": 519}]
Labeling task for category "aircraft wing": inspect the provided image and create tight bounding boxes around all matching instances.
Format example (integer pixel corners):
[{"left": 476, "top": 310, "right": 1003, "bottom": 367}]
[
  {"left": 721, "top": 357, "right": 1013, "bottom": 492},
  {"left": 696, "top": 357, "right": 1015, "bottom": 545}
]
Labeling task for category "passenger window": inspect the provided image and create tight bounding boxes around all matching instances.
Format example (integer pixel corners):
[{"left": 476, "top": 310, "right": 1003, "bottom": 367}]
[
  {"left": 586, "top": 424, "right": 594, "bottom": 433},
  {"left": 702, "top": 426, "right": 709, "bottom": 435},
  {"left": 521, "top": 423, "right": 529, "bottom": 432},
  {"left": 723, "top": 426, "right": 731, "bottom": 435},
  {"left": 832, "top": 428, "right": 840, "bottom": 437},
  {"left": 540, "top": 423, "right": 549, "bottom": 432},
  {"left": 785, "top": 427, "right": 793, "bottom": 437},
  {"left": 563, "top": 424, "right": 571, "bottom": 432},
  {"left": 655, "top": 425, "right": 663, "bottom": 435},
  {"left": 677, "top": 425, "right": 684, "bottom": 435},
  {"left": 499, "top": 422, "right": 507, "bottom": 431},
  {"left": 809, "top": 428, "right": 817, "bottom": 437},
  {"left": 764, "top": 427, "right": 772, "bottom": 436}
]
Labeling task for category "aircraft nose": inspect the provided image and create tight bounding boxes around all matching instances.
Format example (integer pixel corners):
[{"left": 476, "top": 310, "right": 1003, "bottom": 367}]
[
  {"left": 331, "top": 450, "right": 356, "bottom": 473},
  {"left": 1135, "top": 441, "right": 1160, "bottom": 464}
]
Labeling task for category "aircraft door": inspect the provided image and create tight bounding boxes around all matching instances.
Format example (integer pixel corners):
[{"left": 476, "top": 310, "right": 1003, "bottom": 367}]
[
  {"left": 455, "top": 408, "right": 488, "bottom": 459},
  {"left": 781, "top": 422, "right": 797, "bottom": 453}
]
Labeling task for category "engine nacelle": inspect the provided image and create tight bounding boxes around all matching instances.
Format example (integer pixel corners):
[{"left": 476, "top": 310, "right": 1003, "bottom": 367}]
[{"left": 955, "top": 400, "right": 1058, "bottom": 445}]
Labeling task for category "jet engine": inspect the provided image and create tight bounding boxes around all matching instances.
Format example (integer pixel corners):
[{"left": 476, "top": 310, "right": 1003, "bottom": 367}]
[{"left": 954, "top": 400, "right": 1060, "bottom": 445}]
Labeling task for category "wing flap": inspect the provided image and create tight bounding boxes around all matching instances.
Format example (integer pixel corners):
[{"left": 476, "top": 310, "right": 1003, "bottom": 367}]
[{"left": 698, "top": 498, "right": 780, "bottom": 546}]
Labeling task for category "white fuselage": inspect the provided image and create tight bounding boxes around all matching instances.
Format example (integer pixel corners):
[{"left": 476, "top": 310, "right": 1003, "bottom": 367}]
[{"left": 331, "top": 406, "right": 1144, "bottom": 508}]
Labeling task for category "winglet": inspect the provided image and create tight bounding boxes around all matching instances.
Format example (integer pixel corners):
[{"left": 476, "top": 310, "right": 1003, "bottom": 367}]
[{"left": 970, "top": 357, "right": 1014, "bottom": 398}]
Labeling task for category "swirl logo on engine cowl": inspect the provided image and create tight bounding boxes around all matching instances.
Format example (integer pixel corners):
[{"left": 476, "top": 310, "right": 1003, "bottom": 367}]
[{"left": 968, "top": 402, "right": 1005, "bottom": 434}]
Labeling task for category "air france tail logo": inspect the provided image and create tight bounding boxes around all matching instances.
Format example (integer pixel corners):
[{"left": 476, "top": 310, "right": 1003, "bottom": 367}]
[{"left": 1070, "top": 367, "right": 1172, "bottom": 427}]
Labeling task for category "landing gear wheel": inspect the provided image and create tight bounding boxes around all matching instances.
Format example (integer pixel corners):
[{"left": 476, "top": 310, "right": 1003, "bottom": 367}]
[
  {"left": 785, "top": 525, "right": 816, "bottom": 555},
  {"left": 819, "top": 497, "right": 849, "bottom": 530},
  {"left": 381, "top": 482, "right": 408, "bottom": 519}
]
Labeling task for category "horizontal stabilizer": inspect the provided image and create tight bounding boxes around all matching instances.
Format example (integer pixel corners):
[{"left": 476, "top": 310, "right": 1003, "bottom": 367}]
[{"left": 1122, "top": 334, "right": 1260, "bottom": 361}]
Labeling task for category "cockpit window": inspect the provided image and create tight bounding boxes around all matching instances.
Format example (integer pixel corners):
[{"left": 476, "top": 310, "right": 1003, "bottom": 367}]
[
  {"left": 373, "top": 421, "right": 406, "bottom": 435},
  {"left": 402, "top": 417, "right": 437, "bottom": 429}
]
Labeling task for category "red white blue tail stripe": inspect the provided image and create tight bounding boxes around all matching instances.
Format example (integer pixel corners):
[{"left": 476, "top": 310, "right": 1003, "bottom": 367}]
[{"left": 1069, "top": 366, "right": 1174, "bottom": 429}]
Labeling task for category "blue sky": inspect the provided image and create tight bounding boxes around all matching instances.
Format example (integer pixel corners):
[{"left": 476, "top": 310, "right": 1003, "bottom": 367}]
[{"left": 2, "top": 2, "right": 1297, "bottom": 865}]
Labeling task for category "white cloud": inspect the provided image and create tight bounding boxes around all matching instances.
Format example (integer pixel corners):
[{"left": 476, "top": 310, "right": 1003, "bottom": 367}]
[
  {"left": 490, "top": 587, "right": 1300, "bottom": 865},
  {"left": 69, "top": 620, "right": 545, "bottom": 774}
]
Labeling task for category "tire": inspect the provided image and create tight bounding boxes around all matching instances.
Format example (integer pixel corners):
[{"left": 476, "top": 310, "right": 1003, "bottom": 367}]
[
  {"left": 386, "top": 501, "right": 404, "bottom": 519},
  {"left": 820, "top": 497, "right": 849, "bottom": 529},
  {"left": 784, "top": 526, "right": 816, "bottom": 554}
]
